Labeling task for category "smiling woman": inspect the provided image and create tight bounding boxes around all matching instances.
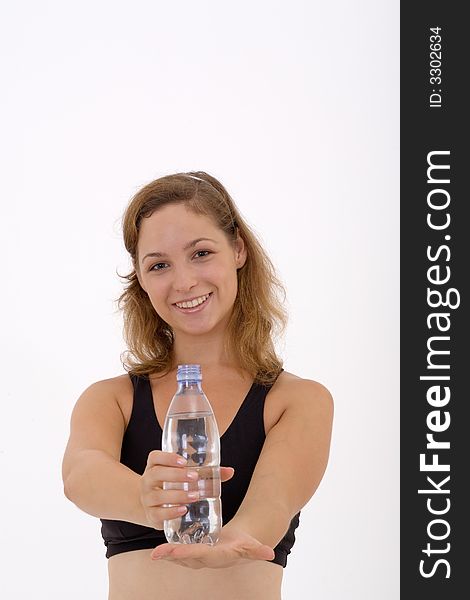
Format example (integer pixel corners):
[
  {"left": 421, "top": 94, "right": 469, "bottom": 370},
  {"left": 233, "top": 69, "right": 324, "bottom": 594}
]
[
  {"left": 117, "top": 172, "right": 288, "bottom": 384},
  {"left": 61, "top": 171, "right": 334, "bottom": 600},
  {"left": 135, "top": 203, "right": 246, "bottom": 344}
]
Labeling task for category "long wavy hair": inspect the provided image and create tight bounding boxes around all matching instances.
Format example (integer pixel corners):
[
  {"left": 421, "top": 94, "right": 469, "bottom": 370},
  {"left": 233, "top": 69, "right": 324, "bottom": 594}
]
[{"left": 117, "top": 171, "right": 287, "bottom": 385}]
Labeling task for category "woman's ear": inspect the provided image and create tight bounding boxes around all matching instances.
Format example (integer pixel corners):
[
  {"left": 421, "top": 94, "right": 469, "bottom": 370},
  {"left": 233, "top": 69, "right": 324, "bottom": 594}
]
[{"left": 234, "top": 234, "right": 247, "bottom": 269}]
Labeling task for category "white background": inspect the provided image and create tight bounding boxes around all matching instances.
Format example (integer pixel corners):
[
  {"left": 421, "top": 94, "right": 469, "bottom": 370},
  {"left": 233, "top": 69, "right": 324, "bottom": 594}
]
[{"left": 0, "top": 1, "right": 399, "bottom": 598}]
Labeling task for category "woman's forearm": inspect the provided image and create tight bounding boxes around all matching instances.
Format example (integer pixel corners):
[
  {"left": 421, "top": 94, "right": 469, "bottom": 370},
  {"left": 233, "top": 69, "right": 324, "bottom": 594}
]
[
  {"left": 63, "top": 449, "right": 151, "bottom": 528},
  {"left": 225, "top": 499, "right": 292, "bottom": 548}
]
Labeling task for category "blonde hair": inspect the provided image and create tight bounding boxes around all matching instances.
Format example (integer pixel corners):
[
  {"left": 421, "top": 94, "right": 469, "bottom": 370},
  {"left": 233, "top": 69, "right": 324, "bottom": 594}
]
[{"left": 117, "top": 171, "right": 287, "bottom": 385}]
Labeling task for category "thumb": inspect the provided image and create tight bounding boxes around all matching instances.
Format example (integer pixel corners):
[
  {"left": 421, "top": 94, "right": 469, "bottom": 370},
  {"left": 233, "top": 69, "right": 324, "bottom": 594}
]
[
  {"left": 241, "top": 540, "right": 275, "bottom": 562},
  {"left": 257, "top": 544, "right": 275, "bottom": 561},
  {"left": 220, "top": 466, "right": 235, "bottom": 482}
]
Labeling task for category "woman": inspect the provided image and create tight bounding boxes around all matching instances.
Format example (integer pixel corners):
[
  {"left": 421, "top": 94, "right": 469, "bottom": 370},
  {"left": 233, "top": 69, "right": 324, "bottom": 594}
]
[{"left": 62, "top": 171, "right": 334, "bottom": 600}]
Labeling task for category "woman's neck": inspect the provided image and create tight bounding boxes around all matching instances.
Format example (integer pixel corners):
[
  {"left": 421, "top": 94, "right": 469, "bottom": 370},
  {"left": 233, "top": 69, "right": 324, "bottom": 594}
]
[{"left": 172, "top": 332, "right": 231, "bottom": 369}]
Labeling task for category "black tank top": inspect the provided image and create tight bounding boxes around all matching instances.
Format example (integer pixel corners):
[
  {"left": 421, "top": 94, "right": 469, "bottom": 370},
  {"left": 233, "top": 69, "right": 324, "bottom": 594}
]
[{"left": 100, "top": 372, "right": 300, "bottom": 567}]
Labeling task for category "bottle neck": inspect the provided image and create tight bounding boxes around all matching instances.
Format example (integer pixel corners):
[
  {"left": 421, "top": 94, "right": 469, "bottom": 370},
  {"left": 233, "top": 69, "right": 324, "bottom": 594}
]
[{"left": 177, "top": 381, "right": 203, "bottom": 393}]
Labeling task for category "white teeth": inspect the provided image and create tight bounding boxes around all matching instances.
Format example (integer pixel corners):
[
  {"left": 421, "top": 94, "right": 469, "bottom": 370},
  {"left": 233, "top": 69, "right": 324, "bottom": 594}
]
[{"left": 175, "top": 294, "right": 210, "bottom": 309}]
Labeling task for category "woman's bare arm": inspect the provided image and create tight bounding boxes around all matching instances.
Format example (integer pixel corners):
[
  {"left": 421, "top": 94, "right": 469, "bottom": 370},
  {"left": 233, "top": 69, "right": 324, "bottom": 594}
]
[
  {"left": 224, "top": 376, "right": 334, "bottom": 547},
  {"left": 62, "top": 379, "right": 151, "bottom": 526}
]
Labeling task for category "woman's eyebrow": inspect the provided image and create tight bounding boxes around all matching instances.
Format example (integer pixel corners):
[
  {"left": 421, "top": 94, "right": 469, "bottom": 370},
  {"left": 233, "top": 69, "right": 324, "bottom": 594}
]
[{"left": 141, "top": 238, "right": 218, "bottom": 263}]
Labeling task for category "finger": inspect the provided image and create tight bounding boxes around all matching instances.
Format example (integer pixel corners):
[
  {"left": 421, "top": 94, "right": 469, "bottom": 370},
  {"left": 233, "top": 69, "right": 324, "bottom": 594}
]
[
  {"left": 145, "top": 489, "right": 202, "bottom": 506},
  {"left": 172, "top": 557, "right": 207, "bottom": 570},
  {"left": 152, "top": 543, "right": 208, "bottom": 561},
  {"left": 143, "top": 466, "right": 199, "bottom": 489},
  {"left": 146, "top": 450, "right": 187, "bottom": 469},
  {"left": 241, "top": 544, "right": 275, "bottom": 561},
  {"left": 151, "top": 544, "right": 179, "bottom": 560},
  {"left": 146, "top": 505, "right": 188, "bottom": 528},
  {"left": 158, "top": 553, "right": 208, "bottom": 570},
  {"left": 256, "top": 545, "right": 275, "bottom": 561},
  {"left": 220, "top": 467, "right": 235, "bottom": 482}
]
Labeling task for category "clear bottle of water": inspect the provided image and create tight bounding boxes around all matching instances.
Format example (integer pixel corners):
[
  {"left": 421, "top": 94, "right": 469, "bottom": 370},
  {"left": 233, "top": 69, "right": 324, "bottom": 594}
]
[{"left": 162, "top": 364, "right": 222, "bottom": 544}]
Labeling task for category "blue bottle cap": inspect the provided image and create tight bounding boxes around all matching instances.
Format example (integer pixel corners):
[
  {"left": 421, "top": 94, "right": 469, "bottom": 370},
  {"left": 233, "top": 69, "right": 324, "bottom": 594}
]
[{"left": 176, "top": 364, "right": 202, "bottom": 382}]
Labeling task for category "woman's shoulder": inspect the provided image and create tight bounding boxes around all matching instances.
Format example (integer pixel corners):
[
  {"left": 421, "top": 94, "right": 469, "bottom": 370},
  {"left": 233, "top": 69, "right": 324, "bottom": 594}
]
[
  {"left": 79, "top": 373, "right": 134, "bottom": 408},
  {"left": 272, "top": 370, "right": 334, "bottom": 413},
  {"left": 79, "top": 373, "right": 135, "bottom": 423},
  {"left": 83, "top": 372, "right": 132, "bottom": 393},
  {"left": 262, "top": 370, "right": 333, "bottom": 438}
]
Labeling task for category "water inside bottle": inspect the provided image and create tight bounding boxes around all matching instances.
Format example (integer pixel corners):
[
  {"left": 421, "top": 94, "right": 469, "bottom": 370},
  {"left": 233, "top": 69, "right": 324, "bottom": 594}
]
[{"left": 162, "top": 412, "right": 222, "bottom": 544}]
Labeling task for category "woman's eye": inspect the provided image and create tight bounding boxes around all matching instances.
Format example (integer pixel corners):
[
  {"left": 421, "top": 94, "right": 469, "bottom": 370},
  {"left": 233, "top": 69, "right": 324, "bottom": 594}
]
[
  {"left": 194, "top": 250, "right": 211, "bottom": 258},
  {"left": 150, "top": 262, "right": 168, "bottom": 272}
]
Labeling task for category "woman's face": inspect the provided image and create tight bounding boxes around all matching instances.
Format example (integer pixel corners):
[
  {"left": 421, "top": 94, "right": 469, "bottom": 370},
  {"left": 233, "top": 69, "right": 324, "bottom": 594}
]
[{"left": 136, "top": 203, "right": 246, "bottom": 338}]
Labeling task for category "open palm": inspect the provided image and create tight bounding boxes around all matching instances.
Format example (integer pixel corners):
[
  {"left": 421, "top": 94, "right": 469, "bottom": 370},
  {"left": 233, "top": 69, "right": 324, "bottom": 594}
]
[{"left": 150, "top": 525, "right": 275, "bottom": 569}]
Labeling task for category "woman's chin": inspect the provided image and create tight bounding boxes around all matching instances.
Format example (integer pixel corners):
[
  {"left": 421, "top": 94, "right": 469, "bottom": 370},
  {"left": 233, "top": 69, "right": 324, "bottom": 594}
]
[
  {"left": 171, "top": 314, "right": 232, "bottom": 339},
  {"left": 171, "top": 318, "right": 216, "bottom": 337}
]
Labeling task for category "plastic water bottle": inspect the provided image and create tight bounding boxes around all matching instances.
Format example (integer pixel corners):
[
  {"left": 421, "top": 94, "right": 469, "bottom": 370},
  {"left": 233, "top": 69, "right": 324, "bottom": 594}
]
[{"left": 162, "top": 364, "right": 222, "bottom": 544}]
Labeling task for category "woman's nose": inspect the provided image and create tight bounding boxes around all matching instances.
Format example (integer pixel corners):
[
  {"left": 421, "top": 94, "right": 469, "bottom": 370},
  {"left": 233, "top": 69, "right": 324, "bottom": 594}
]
[{"left": 172, "top": 264, "right": 198, "bottom": 292}]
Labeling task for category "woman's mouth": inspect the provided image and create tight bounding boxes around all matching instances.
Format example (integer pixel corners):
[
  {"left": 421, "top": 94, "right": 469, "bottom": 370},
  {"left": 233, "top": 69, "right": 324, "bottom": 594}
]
[{"left": 172, "top": 292, "right": 213, "bottom": 313}]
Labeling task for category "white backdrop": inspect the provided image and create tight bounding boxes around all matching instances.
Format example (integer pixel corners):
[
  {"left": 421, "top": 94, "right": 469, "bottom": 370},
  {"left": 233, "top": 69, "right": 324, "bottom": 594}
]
[{"left": 0, "top": 1, "right": 399, "bottom": 598}]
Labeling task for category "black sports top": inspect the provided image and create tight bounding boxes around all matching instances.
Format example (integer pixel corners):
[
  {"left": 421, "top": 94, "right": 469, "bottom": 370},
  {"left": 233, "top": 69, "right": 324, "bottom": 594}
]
[{"left": 100, "top": 372, "right": 300, "bottom": 567}]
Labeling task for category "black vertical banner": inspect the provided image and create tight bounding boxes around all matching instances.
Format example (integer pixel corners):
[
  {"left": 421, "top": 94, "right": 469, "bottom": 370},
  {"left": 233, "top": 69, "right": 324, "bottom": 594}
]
[{"left": 401, "top": 2, "right": 468, "bottom": 599}]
